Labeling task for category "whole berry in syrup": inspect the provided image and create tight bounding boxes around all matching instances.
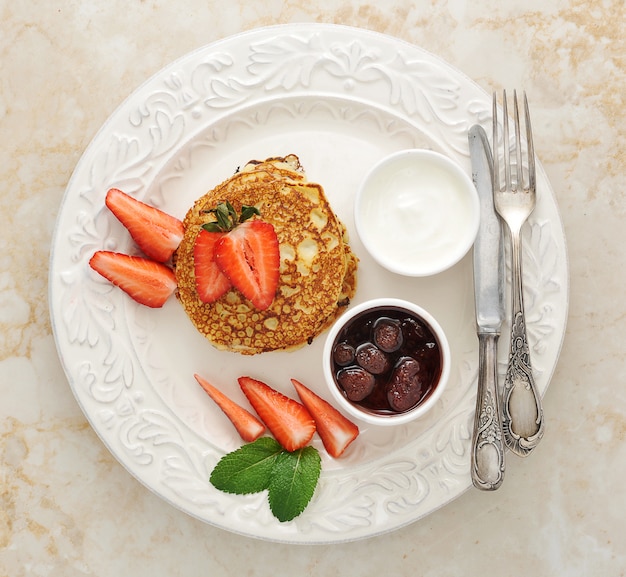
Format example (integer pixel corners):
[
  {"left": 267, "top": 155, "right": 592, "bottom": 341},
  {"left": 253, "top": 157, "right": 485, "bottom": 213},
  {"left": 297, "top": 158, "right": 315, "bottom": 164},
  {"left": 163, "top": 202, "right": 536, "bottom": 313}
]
[
  {"left": 386, "top": 357, "right": 427, "bottom": 412},
  {"left": 355, "top": 343, "right": 390, "bottom": 375},
  {"left": 336, "top": 367, "right": 376, "bottom": 401},
  {"left": 333, "top": 342, "right": 355, "bottom": 366},
  {"left": 373, "top": 317, "right": 403, "bottom": 353}
]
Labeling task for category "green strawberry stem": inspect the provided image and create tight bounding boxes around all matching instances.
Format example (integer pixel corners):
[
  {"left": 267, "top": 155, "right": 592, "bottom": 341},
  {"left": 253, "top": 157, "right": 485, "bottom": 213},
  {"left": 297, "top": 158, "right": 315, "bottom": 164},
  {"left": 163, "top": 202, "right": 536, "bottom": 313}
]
[{"left": 202, "top": 201, "right": 260, "bottom": 233}]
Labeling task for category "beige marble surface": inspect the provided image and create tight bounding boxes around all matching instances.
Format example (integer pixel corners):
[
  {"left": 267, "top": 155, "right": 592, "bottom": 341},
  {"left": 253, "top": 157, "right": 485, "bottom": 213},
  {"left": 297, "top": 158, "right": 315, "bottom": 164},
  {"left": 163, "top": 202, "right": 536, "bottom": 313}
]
[{"left": 1, "top": 0, "right": 625, "bottom": 575}]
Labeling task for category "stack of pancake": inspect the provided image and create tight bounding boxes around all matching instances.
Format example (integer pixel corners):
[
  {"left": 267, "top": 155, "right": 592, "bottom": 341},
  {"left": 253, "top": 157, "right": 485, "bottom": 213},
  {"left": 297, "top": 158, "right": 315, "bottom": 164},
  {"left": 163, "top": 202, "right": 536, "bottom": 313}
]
[{"left": 174, "top": 155, "right": 358, "bottom": 355}]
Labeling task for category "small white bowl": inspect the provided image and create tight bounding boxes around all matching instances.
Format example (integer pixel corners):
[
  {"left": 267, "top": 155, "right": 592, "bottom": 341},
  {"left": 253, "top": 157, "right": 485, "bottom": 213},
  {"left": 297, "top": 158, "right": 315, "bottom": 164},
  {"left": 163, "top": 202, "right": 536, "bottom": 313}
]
[
  {"left": 355, "top": 149, "right": 480, "bottom": 277},
  {"left": 323, "top": 298, "right": 450, "bottom": 426}
]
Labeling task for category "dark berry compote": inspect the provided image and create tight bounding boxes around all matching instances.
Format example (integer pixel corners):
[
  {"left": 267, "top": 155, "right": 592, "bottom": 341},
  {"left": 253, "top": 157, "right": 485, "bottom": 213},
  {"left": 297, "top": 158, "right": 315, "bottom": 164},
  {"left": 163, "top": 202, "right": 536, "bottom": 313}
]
[{"left": 330, "top": 306, "right": 442, "bottom": 415}]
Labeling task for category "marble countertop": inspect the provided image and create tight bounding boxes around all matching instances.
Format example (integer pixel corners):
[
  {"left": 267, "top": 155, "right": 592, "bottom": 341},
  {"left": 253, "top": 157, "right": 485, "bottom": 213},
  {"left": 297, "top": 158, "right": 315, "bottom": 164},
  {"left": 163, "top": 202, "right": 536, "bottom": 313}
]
[{"left": 2, "top": 1, "right": 624, "bottom": 575}]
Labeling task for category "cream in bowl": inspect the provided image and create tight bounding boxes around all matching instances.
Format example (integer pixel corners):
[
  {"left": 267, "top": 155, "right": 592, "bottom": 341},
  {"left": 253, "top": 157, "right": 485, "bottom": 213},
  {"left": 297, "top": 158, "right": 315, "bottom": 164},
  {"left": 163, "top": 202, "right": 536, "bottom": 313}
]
[
  {"left": 323, "top": 298, "right": 450, "bottom": 426},
  {"left": 354, "top": 149, "right": 480, "bottom": 276}
]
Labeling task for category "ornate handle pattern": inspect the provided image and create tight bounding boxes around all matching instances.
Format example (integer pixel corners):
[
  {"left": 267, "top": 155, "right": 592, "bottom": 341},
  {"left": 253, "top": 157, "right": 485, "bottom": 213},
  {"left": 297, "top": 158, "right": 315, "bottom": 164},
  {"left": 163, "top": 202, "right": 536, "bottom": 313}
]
[
  {"left": 501, "top": 230, "right": 545, "bottom": 456},
  {"left": 471, "top": 333, "right": 505, "bottom": 490}
]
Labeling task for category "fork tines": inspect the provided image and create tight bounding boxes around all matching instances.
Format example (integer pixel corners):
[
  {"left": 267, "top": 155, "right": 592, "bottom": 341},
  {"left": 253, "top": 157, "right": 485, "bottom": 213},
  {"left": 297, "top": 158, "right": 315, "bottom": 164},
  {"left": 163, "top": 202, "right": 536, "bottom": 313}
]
[{"left": 492, "top": 90, "right": 536, "bottom": 193}]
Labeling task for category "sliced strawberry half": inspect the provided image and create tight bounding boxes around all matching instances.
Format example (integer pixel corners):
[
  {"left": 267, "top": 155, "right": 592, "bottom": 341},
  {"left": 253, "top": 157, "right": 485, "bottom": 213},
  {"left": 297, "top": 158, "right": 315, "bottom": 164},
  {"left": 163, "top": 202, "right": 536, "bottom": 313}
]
[
  {"left": 214, "top": 220, "right": 279, "bottom": 310},
  {"left": 238, "top": 376, "right": 315, "bottom": 452},
  {"left": 193, "top": 229, "right": 232, "bottom": 303},
  {"left": 194, "top": 374, "right": 265, "bottom": 443},
  {"left": 105, "top": 188, "right": 184, "bottom": 263},
  {"left": 291, "top": 379, "right": 359, "bottom": 458},
  {"left": 89, "top": 250, "right": 177, "bottom": 308}
]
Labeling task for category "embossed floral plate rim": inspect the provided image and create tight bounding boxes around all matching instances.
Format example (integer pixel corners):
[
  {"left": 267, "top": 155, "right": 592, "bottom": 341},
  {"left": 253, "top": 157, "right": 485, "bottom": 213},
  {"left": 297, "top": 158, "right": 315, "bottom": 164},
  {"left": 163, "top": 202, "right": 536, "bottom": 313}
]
[{"left": 49, "top": 23, "right": 569, "bottom": 544}]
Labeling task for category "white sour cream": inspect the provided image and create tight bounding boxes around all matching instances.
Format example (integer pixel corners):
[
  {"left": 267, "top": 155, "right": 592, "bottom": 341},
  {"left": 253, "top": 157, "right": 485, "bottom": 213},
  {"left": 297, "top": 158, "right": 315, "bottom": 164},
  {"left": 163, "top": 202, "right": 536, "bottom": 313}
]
[{"left": 355, "top": 150, "right": 480, "bottom": 276}]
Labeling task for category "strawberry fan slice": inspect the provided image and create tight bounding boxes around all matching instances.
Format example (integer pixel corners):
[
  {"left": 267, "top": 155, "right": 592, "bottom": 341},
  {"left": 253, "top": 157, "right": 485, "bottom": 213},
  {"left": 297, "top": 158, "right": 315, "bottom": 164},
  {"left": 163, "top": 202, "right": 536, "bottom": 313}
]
[
  {"left": 105, "top": 188, "right": 184, "bottom": 263},
  {"left": 238, "top": 376, "right": 316, "bottom": 452}
]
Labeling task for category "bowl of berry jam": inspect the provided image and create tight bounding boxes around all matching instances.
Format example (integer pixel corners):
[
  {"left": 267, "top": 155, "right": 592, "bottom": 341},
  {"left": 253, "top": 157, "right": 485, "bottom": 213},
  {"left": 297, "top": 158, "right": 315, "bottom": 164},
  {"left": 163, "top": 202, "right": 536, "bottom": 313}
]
[{"left": 323, "top": 298, "right": 450, "bottom": 426}]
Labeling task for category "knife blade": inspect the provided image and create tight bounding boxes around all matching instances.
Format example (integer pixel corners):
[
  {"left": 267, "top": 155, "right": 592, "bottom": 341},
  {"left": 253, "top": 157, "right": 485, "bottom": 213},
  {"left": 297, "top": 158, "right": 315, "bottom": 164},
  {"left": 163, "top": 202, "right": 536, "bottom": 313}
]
[{"left": 468, "top": 124, "right": 506, "bottom": 490}]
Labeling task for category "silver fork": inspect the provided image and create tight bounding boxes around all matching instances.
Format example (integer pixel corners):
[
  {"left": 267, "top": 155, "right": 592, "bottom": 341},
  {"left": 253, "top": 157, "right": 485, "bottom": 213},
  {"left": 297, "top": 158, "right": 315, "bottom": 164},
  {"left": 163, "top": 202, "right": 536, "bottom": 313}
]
[{"left": 492, "top": 90, "right": 545, "bottom": 457}]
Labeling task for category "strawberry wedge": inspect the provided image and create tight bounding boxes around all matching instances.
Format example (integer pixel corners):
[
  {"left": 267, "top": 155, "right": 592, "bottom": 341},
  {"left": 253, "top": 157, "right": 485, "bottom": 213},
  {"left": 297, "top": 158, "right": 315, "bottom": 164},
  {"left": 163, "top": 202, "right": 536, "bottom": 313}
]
[
  {"left": 105, "top": 188, "right": 184, "bottom": 263},
  {"left": 194, "top": 374, "right": 265, "bottom": 442},
  {"left": 193, "top": 229, "right": 232, "bottom": 303},
  {"left": 214, "top": 220, "right": 279, "bottom": 310},
  {"left": 238, "top": 376, "right": 316, "bottom": 452},
  {"left": 291, "top": 379, "right": 359, "bottom": 458},
  {"left": 89, "top": 251, "right": 177, "bottom": 308}
]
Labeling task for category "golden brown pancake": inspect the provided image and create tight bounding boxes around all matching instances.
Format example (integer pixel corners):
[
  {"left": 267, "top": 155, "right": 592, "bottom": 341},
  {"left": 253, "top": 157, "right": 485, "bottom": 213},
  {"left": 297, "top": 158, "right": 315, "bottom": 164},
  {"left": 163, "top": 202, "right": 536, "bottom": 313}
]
[{"left": 174, "top": 155, "right": 357, "bottom": 355}]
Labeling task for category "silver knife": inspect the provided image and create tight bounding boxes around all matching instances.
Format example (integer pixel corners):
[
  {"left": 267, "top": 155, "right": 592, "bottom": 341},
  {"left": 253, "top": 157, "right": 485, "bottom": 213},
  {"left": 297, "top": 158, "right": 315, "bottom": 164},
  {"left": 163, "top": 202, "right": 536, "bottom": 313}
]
[{"left": 468, "top": 124, "right": 506, "bottom": 490}]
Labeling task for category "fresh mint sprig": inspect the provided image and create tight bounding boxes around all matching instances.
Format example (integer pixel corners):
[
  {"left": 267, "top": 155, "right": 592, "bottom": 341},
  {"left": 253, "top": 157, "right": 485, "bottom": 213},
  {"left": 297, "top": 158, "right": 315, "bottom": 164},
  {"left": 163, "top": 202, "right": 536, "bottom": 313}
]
[
  {"left": 268, "top": 446, "right": 321, "bottom": 522},
  {"left": 210, "top": 437, "right": 322, "bottom": 523},
  {"left": 210, "top": 437, "right": 283, "bottom": 494}
]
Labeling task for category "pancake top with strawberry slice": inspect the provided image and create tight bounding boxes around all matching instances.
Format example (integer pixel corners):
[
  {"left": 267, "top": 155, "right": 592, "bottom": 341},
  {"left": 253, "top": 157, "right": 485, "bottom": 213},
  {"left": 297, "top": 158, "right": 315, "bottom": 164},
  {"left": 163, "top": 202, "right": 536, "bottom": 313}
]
[{"left": 174, "top": 155, "right": 358, "bottom": 355}]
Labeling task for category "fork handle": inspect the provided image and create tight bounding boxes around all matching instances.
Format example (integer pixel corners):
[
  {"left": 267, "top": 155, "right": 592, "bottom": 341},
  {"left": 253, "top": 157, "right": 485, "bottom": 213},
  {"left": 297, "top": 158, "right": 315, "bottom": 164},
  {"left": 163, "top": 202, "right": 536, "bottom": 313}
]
[
  {"left": 471, "top": 332, "right": 505, "bottom": 490},
  {"left": 501, "top": 231, "right": 545, "bottom": 456}
]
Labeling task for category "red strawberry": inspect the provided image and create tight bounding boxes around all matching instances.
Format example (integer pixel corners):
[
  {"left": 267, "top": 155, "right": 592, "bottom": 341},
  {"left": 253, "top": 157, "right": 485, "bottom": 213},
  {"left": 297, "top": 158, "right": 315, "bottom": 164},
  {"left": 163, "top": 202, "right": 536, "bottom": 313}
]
[
  {"left": 291, "top": 379, "right": 359, "bottom": 458},
  {"left": 193, "top": 229, "right": 232, "bottom": 303},
  {"left": 89, "top": 251, "right": 177, "bottom": 308},
  {"left": 214, "top": 220, "right": 279, "bottom": 311},
  {"left": 105, "top": 188, "right": 184, "bottom": 262},
  {"left": 238, "top": 376, "right": 316, "bottom": 452},
  {"left": 194, "top": 374, "right": 265, "bottom": 442}
]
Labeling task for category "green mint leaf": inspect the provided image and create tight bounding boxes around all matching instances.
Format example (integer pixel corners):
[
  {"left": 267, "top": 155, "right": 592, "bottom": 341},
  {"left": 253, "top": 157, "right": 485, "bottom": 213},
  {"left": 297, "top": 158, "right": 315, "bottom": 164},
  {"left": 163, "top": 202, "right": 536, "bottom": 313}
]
[
  {"left": 268, "top": 446, "right": 321, "bottom": 522},
  {"left": 210, "top": 437, "right": 283, "bottom": 494}
]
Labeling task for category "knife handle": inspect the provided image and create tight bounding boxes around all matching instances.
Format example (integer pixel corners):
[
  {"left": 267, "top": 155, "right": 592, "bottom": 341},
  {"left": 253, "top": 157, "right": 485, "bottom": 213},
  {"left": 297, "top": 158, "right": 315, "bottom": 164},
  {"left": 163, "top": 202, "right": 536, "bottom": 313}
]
[{"left": 471, "top": 332, "right": 505, "bottom": 490}]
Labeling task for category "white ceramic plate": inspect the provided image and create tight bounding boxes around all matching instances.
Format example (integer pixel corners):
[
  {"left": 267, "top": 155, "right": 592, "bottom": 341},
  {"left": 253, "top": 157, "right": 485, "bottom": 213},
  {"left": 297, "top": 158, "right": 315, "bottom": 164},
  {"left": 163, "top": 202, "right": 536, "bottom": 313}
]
[{"left": 49, "top": 24, "right": 569, "bottom": 544}]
